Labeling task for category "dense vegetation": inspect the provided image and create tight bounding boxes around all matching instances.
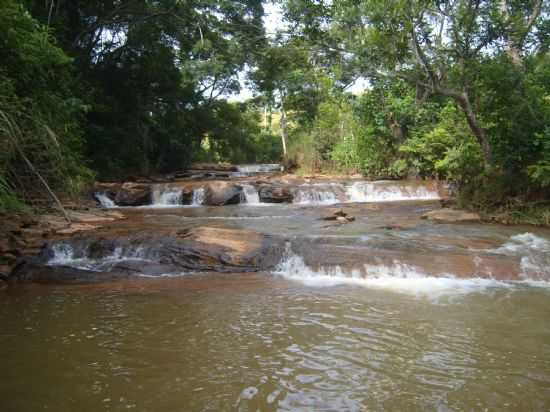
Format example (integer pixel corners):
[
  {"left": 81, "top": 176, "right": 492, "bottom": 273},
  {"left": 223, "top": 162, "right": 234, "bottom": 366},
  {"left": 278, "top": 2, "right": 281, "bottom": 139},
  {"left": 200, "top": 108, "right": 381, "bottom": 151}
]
[{"left": 1, "top": 0, "right": 549, "bottom": 223}]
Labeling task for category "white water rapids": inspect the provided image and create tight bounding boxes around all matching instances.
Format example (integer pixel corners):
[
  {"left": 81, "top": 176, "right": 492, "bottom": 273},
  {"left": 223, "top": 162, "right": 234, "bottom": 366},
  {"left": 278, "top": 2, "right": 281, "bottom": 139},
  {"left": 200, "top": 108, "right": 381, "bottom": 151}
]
[
  {"left": 95, "top": 180, "right": 444, "bottom": 208},
  {"left": 273, "top": 234, "right": 550, "bottom": 296}
]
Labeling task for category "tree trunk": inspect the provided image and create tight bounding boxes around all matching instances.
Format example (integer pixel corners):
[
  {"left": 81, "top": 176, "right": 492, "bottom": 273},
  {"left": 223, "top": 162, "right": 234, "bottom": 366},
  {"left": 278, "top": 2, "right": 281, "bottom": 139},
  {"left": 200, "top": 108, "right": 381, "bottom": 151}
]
[
  {"left": 454, "top": 92, "right": 493, "bottom": 166},
  {"left": 280, "top": 104, "right": 288, "bottom": 159},
  {"left": 499, "top": 0, "right": 543, "bottom": 68}
]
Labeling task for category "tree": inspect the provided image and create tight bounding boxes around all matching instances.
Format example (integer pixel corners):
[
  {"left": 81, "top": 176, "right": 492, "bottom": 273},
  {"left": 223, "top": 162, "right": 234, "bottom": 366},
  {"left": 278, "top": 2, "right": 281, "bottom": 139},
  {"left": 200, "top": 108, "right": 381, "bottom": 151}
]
[
  {"left": 25, "top": 0, "right": 267, "bottom": 177},
  {"left": 251, "top": 38, "right": 326, "bottom": 159},
  {"left": 281, "top": 0, "right": 548, "bottom": 167},
  {"left": 1, "top": 0, "right": 91, "bottom": 211}
]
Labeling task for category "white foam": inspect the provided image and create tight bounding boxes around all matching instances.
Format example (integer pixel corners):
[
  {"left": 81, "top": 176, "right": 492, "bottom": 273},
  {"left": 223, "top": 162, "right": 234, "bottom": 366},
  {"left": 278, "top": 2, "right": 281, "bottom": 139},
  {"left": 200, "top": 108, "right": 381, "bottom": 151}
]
[
  {"left": 293, "top": 186, "right": 341, "bottom": 205},
  {"left": 273, "top": 248, "right": 527, "bottom": 296},
  {"left": 48, "top": 244, "right": 147, "bottom": 271},
  {"left": 95, "top": 193, "right": 116, "bottom": 208},
  {"left": 192, "top": 187, "right": 205, "bottom": 206},
  {"left": 236, "top": 164, "right": 283, "bottom": 173},
  {"left": 241, "top": 184, "right": 261, "bottom": 205},
  {"left": 492, "top": 233, "right": 550, "bottom": 254},
  {"left": 490, "top": 233, "right": 550, "bottom": 280},
  {"left": 346, "top": 182, "right": 440, "bottom": 202},
  {"left": 151, "top": 185, "right": 183, "bottom": 207}
]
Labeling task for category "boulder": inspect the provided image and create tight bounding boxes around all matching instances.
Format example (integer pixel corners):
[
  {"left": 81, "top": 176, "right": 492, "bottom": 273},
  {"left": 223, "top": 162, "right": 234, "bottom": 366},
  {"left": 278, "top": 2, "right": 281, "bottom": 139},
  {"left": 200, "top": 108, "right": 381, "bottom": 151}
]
[
  {"left": 320, "top": 208, "right": 355, "bottom": 223},
  {"left": 258, "top": 185, "right": 293, "bottom": 203},
  {"left": 203, "top": 182, "right": 242, "bottom": 206},
  {"left": 114, "top": 183, "right": 151, "bottom": 206},
  {"left": 421, "top": 208, "right": 481, "bottom": 223},
  {"left": 190, "top": 163, "right": 238, "bottom": 172}
]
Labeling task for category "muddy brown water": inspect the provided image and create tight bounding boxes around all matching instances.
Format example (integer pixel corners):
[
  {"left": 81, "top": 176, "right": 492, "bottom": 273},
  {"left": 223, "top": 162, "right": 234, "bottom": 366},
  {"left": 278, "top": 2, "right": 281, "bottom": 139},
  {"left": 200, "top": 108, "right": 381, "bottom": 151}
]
[{"left": 2, "top": 195, "right": 550, "bottom": 411}]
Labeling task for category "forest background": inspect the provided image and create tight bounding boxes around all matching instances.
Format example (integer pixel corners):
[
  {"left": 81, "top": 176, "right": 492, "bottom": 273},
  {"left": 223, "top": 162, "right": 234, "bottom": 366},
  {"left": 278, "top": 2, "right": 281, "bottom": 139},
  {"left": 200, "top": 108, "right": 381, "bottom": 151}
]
[{"left": 1, "top": 0, "right": 549, "bottom": 224}]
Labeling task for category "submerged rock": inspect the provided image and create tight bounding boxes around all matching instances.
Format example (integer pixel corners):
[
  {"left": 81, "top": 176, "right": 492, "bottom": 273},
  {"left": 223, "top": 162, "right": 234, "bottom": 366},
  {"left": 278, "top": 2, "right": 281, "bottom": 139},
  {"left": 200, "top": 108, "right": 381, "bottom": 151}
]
[
  {"left": 203, "top": 182, "right": 243, "bottom": 206},
  {"left": 258, "top": 185, "right": 293, "bottom": 203},
  {"left": 115, "top": 183, "right": 151, "bottom": 206},
  {"left": 422, "top": 209, "right": 481, "bottom": 223}
]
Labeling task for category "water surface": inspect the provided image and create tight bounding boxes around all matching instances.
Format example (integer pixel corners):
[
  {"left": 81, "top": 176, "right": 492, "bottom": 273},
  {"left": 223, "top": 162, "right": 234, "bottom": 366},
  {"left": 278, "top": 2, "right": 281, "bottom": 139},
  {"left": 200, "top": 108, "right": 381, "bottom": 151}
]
[{"left": 2, "top": 274, "right": 550, "bottom": 411}]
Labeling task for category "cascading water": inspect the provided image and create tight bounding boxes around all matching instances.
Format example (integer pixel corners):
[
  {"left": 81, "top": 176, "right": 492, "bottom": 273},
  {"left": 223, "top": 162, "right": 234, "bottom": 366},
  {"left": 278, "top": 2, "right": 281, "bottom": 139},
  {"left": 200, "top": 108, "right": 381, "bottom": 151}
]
[
  {"left": 151, "top": 185, "right": 183, "bottom": 207},
  {"left": 273, "top": 241, "right": 550, "bottom": 296},
  {"left": 191, "top": 187, "right": 205, "bottom": 206},
  {"left": 48, "top": 242, "right": 148, "bottom": 271},
  {"left": 346, "top": 181, "right": 441, "bottom": 202},
  {"left": 236, "top": 164, "right": 283, "bottom": 174},
  {"left": 490, "top": 233, "right": 550, "bottom": 280},
  {"left": 240, "top": 184, "right": 260, "bottom": 205},
  {"left": 293, "top": 184, "right": 344, "bottom": 205},
  {"left": 94, "top": 193, "right": 116, "bottom": 208}
]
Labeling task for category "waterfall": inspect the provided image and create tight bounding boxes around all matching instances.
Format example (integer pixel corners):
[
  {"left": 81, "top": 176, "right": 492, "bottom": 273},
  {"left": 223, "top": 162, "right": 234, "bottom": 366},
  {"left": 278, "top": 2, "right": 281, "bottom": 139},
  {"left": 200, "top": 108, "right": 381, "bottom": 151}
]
[
  {"left": 346, "top": 181, "right": 440, "bottom": 202},
  {"left": 94, "top": 193, "right": 116, "bottom": 208},
  {"left": 293, "top": 184, "right": 343, "bottom": 205},
  {"left": 151, "top": 185, "right": 183, "bottom": 206},
  {"left": 273, "top": 246, "right": 512, "bottom": 296},
  {"left": 240, "top": 184, "right": 260, "bottom": 205},
  {"left": 192, "top": 187, "right": 206, "bottom": 206},
  {"left": 48, "top": 242, "right": 149, "bottom": 271},
  {"left": 236, "top": 164, "right": 283, "bottom": 174}
]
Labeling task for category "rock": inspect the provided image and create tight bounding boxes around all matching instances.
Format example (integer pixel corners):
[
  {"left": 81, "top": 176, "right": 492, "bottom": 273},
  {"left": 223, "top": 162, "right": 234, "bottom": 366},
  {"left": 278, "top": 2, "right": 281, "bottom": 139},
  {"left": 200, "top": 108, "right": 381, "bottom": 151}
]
[
  {"left": 203, "top": 182, "right": 243, "bottom": 206},
  {"left": 115, "top": 183, "right": 151, "bottom": 206},
  {"left": 334, "top": 209, "right": 347, "bottom": 218},
  {"left": 320, "top": 209, "right": 355, "bottom": 222},
  {"left": 69, "top": 211, "right": 116, "bottom": 223},
  {"left": 56, "top": 223, "right": 99, "bottom": 235},
  {"left": 104, "top": 211, "right": 125, "bottom": 219},
  {"left": 421, "top": 209, "right": 481, "bottom": 223},
  {"left": 10, "top": 227, "right": 285, "bottom": 284},
  {"left": 258, "top": 185, "right": 293, "bottom": 203},
  {"left": 190, "top": 163, "right": 238, "bottom": 172},
  {"left": 39, "top": 214, "right": 69, "bottom": 231}
]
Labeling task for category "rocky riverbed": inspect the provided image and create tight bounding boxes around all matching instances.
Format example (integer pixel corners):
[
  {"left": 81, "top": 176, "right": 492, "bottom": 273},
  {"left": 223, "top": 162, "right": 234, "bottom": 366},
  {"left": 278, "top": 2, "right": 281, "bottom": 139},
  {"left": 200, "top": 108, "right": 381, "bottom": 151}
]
[{"left": 2, "top": 165, "right": 550, "bottom": 411}]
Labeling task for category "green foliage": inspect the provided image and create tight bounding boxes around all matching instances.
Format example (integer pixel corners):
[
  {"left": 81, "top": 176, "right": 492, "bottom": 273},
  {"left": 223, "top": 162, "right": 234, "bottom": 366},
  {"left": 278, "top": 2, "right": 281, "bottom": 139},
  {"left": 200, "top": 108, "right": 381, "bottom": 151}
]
[
  {"left": 0, "top": 0, "right": 92, "bottom": 208},
  {"left": 528, "top": 128, "right": 550, "bottom": 187},
  {"left": 400, "top": 104, "right": 483, "bottom": 183},
  {"left": 193, "top": 102, "right": 281, "bottom": 165},
  {"left": 0, "top": 174, "right": 27, "bottom": 213}
]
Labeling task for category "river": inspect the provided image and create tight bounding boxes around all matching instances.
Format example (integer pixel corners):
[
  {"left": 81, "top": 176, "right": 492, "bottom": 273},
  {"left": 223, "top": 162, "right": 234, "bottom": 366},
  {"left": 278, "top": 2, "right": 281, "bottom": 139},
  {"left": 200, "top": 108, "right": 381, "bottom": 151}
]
[{"left": 2, "top": 174, "right": 550, "bottom": 411}]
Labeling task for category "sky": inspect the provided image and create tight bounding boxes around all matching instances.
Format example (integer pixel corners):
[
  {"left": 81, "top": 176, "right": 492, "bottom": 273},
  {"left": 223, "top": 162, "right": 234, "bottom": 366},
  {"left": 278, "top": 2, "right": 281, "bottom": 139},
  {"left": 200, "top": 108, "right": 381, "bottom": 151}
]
[{"left": 228, "top": 2, "right": 368, "bottom": 102}]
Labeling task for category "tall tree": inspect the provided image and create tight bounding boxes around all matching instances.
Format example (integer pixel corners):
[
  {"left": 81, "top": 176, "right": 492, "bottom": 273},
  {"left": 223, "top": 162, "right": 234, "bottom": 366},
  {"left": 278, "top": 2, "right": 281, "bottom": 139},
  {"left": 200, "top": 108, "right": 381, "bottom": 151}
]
[
  {"left": 25, "top": 0, "right": 266, "bottom": 176},
  {"left": 282, "top": 0, "right": 548, "bottom": 167}
]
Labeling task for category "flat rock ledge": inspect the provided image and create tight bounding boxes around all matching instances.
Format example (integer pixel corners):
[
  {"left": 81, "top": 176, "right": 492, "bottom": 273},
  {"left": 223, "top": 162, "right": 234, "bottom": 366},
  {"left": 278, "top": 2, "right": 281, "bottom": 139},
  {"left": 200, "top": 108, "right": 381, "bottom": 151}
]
[
  {"left": 421, "top": 208, "right": 481, "bottom": 223},
  {"left": 9, "top": 227, "right": 285, "bottom": 285}
]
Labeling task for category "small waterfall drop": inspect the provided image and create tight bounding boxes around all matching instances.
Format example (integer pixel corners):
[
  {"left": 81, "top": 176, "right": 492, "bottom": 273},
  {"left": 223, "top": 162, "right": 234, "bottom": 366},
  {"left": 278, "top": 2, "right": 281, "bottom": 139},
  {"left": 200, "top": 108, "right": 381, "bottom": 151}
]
[
  {"left": 48, "top": 242, "right": 148, "bottom": 271},
  {"left": 94, "top": 193, "right": 116, "bottom": 208},
  {"left": 241, "top": 184, "right": 260, "bottom": 205},
  {"left": 236, "top": 164, "right": 283, "bottom": 174},
  {"left": 151, "top": 185, "right": 183, "bottom": 206},
  {"left": 192, "top": 187, "right": 206, "bottom": 206},
  {"left": 293, "top": 184, "right": 343, "bottom": 205},
  {"left": 273, "top": 246, "right": 514, "bottom": 296},
  {"left": 346, "top": 181, "right": 440, "bottom": 202}
]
